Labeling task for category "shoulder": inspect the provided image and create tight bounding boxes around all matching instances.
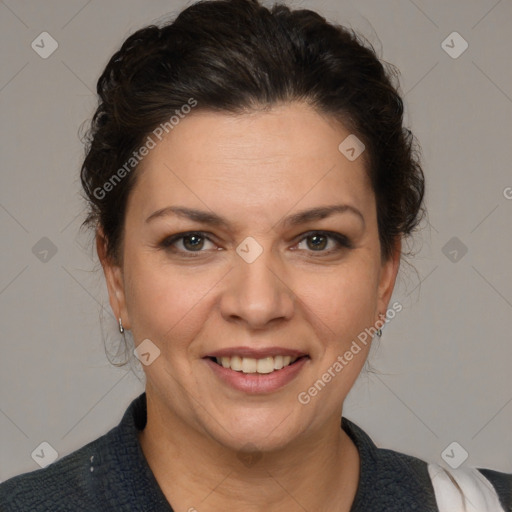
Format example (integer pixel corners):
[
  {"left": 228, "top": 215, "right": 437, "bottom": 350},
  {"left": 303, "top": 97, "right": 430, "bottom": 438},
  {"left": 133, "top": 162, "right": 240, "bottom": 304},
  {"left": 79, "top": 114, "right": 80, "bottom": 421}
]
[
  {"left": 0, "top": 428, "right": 115, "bottom": 512},
  {"left": 0, "top": 433, "right": 110, "bottom": 511},
  {"left": 428, "top": 463, "right": 512, "bottom": 512},
  {"left": 343, "top": 417, "right": 439, "bottom": 510},
  {"left": 342, "top": 417, "right": 512, "bottom": 512},
  {"left": 0, "top": 392, "right": 170, "bottom": 512}
]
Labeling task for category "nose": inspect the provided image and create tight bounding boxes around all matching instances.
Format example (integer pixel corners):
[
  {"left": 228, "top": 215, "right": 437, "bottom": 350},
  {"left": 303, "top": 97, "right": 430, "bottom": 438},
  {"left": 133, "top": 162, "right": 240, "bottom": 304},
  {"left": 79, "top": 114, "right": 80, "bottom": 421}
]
[{"left": 219, "top": 243, "right": 295, "bottom": 330}]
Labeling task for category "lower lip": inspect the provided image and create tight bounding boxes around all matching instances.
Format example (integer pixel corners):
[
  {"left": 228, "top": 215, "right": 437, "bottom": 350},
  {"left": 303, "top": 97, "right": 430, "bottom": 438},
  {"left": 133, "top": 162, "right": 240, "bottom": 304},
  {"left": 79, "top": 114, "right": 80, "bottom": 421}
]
[{"left": 204, "top": 357, "right": 309, "bottom": 394}]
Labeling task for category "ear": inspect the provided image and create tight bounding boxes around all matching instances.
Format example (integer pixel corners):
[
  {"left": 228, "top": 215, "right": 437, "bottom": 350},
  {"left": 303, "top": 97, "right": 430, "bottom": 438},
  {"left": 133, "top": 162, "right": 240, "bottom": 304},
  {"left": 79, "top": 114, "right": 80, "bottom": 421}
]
[
  {"left": 96, "top": 226, "right": 131, "bottom": 330},
  {"left": 376, "top": 237, "right": 401, "bottom": 319}
]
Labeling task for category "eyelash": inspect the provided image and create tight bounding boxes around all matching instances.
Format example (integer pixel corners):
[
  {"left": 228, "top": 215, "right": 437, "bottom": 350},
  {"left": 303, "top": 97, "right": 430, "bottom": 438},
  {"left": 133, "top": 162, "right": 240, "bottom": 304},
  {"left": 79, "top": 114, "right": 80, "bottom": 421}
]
[{"left": 159, "top": 231, "right": 353, "bottom": 258}]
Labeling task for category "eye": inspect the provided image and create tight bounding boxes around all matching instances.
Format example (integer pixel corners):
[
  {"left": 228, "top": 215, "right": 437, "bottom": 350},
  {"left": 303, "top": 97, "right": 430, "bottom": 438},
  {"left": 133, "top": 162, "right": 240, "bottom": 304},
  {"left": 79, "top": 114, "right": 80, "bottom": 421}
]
[
  {"left": 294, "top": 231, "right": 353, "bottom": 255},
  {"left": 159, "top": 232, "right": 217, "bottom": 256},
  {"left": 159, "top": 230, "right": 352, "bottom": 257}
]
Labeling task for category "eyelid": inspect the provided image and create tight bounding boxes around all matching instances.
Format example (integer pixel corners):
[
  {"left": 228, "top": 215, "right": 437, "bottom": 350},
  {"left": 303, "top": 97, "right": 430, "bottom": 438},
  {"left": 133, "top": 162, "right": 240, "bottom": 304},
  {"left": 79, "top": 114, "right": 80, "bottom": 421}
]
[
  {"left": 160, "top": 230, "right": 353, "bottom": 256},
  {"left": 296, "top": 230, "right": 353, "bottom": 251},
  {"left": 159, "top": 231, "right": 217, "bottom": 254}
]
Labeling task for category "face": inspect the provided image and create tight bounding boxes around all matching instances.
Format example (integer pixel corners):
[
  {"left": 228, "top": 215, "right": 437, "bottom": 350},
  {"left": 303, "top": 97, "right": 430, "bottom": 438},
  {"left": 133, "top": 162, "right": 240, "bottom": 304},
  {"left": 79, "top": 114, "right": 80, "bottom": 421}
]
[{"left": 99, "top": 101, "right": 400, "bottom": 452}]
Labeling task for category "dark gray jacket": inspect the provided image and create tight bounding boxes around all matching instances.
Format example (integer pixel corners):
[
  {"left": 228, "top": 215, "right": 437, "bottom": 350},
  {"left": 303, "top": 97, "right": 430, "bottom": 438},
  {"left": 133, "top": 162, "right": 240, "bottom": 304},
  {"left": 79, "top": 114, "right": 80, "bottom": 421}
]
[{"left": 1, "top": 392, "right": 510, "bottom": 511}]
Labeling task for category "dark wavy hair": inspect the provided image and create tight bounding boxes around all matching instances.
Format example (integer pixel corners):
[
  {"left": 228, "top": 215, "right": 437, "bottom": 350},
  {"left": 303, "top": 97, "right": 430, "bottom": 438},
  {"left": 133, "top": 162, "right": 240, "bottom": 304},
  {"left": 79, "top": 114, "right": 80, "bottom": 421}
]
[{"left": 79, "top": 0, "right": 425, "bottom": 266}]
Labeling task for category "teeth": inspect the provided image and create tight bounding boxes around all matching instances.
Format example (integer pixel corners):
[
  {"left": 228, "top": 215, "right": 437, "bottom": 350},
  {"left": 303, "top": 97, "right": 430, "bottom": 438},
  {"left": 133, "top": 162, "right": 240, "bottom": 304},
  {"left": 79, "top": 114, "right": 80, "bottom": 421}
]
[
  {"left": 241, "top": 357, "right": 257, "bottom": 373},
  {"left": 230, "top": 356, "right": 242, "bottom": 371},
  {"left": 257, "top": 357, "right": 274, "bottom": 374},
  {"left": 214, "top": 355, "right": 300, "bottom": 374},
  {"left": 273, "top": 355, "right": 284, "bottom": 370}
]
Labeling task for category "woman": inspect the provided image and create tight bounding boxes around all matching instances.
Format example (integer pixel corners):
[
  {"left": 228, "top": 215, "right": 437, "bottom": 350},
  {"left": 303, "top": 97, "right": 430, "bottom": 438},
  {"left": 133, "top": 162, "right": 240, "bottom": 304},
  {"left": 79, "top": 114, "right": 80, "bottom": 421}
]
[{"left": 1, "top": 0, "right": 510, "bottom": 510}]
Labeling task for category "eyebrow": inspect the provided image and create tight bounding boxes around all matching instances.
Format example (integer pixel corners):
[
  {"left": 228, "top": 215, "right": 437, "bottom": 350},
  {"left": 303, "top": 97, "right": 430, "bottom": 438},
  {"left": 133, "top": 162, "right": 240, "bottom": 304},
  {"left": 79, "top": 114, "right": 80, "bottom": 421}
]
[{"left": 145, "top": 204, "right": 365, "bottom": 229}]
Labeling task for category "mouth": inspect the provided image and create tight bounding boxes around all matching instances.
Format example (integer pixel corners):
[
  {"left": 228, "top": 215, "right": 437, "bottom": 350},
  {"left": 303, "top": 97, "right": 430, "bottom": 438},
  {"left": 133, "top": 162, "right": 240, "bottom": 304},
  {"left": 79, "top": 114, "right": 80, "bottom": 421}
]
[
  {"left": 206, "top": 354, "right": 309, "bottom": 375},
  {"left": 203, "top": 346, "right": 310, "bottom": 393}
]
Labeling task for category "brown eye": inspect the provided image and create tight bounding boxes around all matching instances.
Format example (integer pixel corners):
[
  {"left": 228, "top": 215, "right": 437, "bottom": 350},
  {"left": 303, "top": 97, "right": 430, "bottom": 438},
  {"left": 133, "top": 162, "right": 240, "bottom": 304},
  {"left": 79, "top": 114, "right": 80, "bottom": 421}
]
[
  {"left": 181, "top": 233, "right": 206, "bottom": 251},
  {"left": 295, "top": 231, "right": 353, "bottom": 255},
  {"left": 160, "top": 232, "right": 216, "bottom": 255},
  {"left": 306, "top": 233, "right": 328, "bottom": 251}
]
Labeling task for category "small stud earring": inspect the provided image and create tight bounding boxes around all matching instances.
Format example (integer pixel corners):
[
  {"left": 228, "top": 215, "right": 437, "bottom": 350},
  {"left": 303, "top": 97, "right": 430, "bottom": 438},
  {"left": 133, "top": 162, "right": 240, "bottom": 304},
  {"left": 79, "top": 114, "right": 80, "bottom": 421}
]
[{"left": 118, "top": 317, "right": 124, "bottom": 334}]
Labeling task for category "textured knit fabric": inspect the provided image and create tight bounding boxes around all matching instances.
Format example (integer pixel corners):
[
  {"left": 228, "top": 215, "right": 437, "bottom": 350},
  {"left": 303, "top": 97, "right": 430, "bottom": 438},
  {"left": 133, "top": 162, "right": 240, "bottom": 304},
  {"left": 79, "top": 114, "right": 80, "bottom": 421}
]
[{"left": 0, "top": 392, "right": 510, "bottom": 511}]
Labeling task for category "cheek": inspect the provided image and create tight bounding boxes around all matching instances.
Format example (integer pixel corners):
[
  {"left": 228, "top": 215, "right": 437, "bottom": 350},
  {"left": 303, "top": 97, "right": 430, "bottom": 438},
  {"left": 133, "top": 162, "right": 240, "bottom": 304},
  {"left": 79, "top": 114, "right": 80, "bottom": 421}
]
[
  {"left": 296, "top": 259, "right": 380, "bottom": 340},
  {"left": 124, "top": 256, "right": 220, "bottom": 345}
]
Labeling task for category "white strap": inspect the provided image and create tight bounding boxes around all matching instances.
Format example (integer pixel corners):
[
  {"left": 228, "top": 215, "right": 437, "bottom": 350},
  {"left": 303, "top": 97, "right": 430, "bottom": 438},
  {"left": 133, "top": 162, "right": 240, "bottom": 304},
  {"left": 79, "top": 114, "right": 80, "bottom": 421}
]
[{"left": 427, "top": 463, "right": 506, "bottom": 512}]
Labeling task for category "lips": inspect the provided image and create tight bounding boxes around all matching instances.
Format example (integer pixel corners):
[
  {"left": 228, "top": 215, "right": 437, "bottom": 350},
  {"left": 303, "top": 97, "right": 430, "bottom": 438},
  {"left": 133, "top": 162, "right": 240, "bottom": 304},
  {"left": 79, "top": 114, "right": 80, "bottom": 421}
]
[
  {"left": 202, "top": 346, "right": 310, "bottom": 391},
  {"left": 204, "top": 353, "right": 309, "bottom": 393}
]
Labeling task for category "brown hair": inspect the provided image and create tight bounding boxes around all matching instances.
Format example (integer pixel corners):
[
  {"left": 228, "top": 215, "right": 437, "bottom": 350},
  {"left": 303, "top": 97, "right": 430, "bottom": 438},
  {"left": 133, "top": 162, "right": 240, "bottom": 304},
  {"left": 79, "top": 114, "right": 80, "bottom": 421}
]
[{"left": 79, "top": 0, "right": 425, "bottom": 265}]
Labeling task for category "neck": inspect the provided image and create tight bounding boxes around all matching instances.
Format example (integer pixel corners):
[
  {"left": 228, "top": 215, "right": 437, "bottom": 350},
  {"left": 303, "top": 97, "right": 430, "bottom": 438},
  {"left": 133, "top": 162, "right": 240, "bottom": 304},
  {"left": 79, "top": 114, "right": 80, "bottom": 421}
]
[{"left": 138, "top": 392, "right": 360, "bottom": 512}]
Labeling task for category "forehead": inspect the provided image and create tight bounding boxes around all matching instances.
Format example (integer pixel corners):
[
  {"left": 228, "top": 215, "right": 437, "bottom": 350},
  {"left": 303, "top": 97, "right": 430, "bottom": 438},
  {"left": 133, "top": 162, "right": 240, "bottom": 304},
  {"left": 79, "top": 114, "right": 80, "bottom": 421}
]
[{"left": 128, "top": 102, "right": 374, "bottom": 227}]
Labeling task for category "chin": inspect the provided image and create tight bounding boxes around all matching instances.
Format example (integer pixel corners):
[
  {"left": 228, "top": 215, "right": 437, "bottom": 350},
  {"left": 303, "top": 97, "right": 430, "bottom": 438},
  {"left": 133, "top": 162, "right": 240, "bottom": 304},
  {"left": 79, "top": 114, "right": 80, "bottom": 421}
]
[{"left": 204, "top": 405, "right": 306, "bottom": 453}]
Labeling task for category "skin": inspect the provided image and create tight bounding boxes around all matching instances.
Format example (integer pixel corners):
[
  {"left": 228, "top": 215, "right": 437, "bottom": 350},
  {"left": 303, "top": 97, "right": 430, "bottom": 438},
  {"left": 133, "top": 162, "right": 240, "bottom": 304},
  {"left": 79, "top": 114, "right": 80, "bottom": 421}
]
[{"left": 97, "top": 101, "right": 401, "bottom": 511}]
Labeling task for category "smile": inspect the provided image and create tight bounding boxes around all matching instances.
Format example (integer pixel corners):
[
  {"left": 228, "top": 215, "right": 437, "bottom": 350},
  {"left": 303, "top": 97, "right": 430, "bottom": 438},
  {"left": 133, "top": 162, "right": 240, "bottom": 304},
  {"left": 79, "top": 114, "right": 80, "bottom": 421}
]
[
  {"left": 204, "top": 348, "right": 310, "bottom": 393},
  {"left": 211, "top": 355, "right": 305, "bottom": 374}
]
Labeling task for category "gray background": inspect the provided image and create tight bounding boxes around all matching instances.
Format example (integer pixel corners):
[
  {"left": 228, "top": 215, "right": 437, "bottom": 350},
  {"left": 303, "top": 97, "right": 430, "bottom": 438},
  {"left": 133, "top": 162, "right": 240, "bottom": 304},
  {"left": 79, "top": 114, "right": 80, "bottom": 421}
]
[{"left": 1, "top": 0, "right": 511, "bottom": 482}]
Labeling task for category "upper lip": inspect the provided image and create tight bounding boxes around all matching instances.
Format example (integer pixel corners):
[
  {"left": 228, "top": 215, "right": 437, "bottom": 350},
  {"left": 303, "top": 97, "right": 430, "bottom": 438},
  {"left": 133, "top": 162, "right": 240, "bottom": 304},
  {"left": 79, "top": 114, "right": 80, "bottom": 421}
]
[{"left": 205, "top": 346, "right": 308, "bottom": 359}]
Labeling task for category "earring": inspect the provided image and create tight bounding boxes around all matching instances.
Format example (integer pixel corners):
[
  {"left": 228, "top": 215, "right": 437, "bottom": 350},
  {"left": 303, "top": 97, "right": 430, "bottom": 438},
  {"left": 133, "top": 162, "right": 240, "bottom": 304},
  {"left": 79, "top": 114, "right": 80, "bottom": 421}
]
[
  {"left": 118, "top": 317, "right": 124, "bottom": 334},
  {"left": 376, "top": 312, "right": 386, "bottom": 337}
]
